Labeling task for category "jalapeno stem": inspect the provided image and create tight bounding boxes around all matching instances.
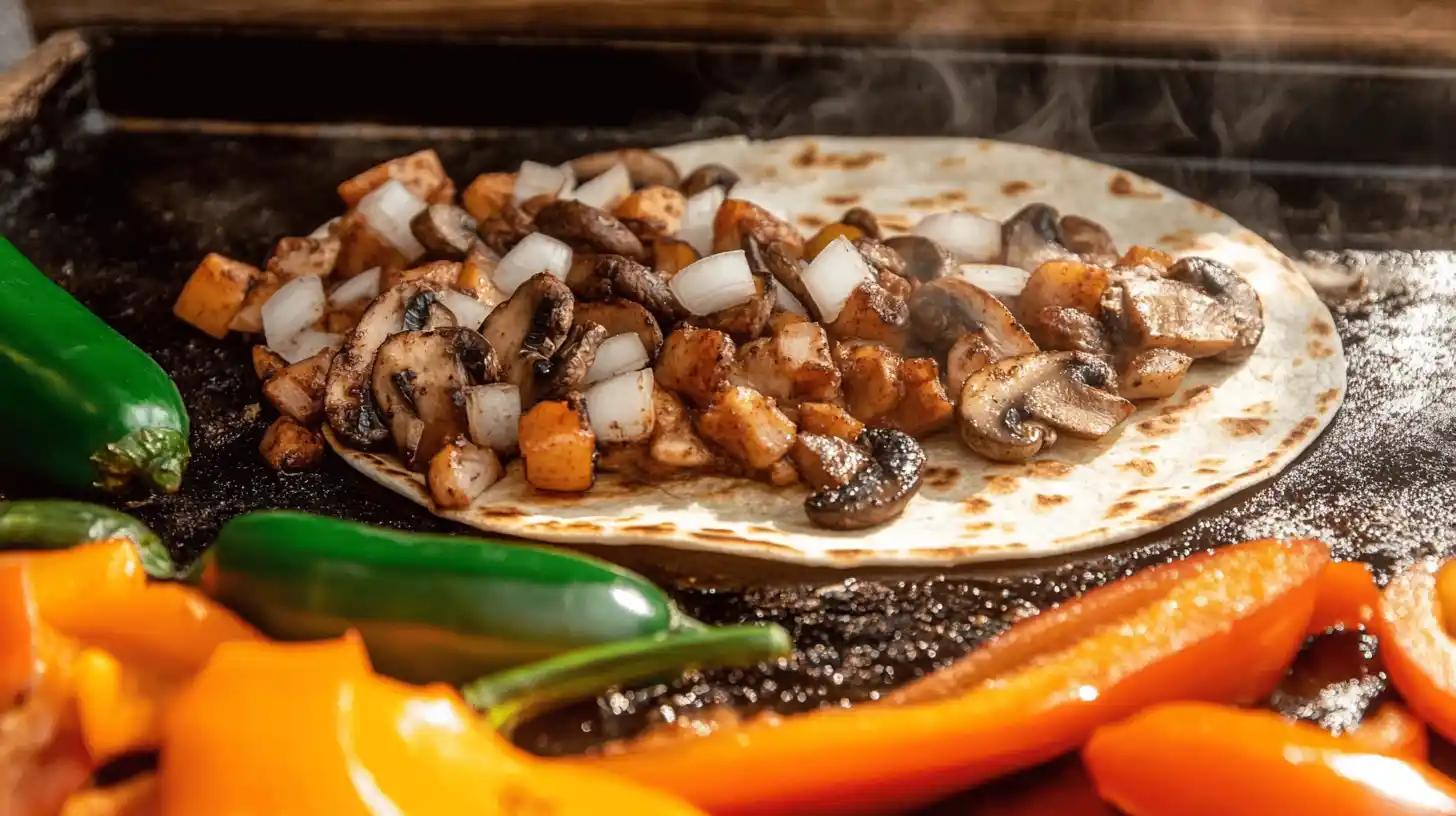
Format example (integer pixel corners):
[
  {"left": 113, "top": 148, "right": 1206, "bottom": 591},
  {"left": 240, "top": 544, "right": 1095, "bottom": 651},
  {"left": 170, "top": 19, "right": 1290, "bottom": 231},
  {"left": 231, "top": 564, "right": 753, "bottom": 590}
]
[
  {"left": 92, "top": 427, "right": 190, "bottom": 494},
  {"left": 463, "top": 624, "right": 792, "bottom": 736}
]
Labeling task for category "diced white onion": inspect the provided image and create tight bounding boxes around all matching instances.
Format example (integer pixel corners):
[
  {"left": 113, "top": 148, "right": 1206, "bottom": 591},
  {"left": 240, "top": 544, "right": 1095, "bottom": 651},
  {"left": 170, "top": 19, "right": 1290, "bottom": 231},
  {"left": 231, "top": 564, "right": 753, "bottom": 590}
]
[
  {"left": 724, "top": 184, "right": 791, "bottom": 222},
  {"left": 570, "top": 163, "right": 631, "bottom": 211},
  {"left": 281, "top": 330, "right": 344, "bottom": 364},
  {"left": 310, "top": 217, "right": 340, "bottom": 239},
  {"left": 957, "top": 264, "right": 1031, "bottom": 301},
  {"left": 514, "top": 160, "right": 573, "bottom": 203},
  {"left": 357, "top": 180, "right": 428, "bottom": 261},
  {"left": 771, "top": 277, "right": 807, "bottom": 316},
  {"left": 436, "top": 289, "right": 491, "bottom": 331},
  {"left": 262, "top": 275, "right": 326, "bottom": 354},
  {"left": 584, "top": 369, "right": 656, "bottom": 444},
  {"left": 776, "top": 322, "right": 823, "bottom": 368},
  {"left": 914, "top": 211, "right": 1003, "bottom": 262},
  {"left": 669, "top": 250, "right": 757, "bottom": 316},
  {"left": 494, "top": 233, "right": 573, "bottom": 296},
  {"left": 464, "top": 383, "right": 521, "bottom": 453},
  {"left": 677, "top": 186, "right": 725, "bottom": 256},
  {"left": 800, "top": 236, "right": 874, "bottom": 323},
  {"left": 328, "top": 267, "right": 381, "bottom": 308},
  {"left": 584, "top": 333, "right": 649, "bottom": 386}
]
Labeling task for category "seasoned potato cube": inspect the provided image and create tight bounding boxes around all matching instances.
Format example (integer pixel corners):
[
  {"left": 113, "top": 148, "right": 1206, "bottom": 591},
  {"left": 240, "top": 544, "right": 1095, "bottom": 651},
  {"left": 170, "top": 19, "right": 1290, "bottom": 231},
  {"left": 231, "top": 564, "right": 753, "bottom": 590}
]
[
  {"left": 260, "top": 416, "right": 325, "bottom": 471},
  {"left": 251, "top": 345, "right": 287, "bottom": 381},
  {"left": 889, "top": 357, "right": 953, "bottom": 437},
  {"left": 261, "top": 350, "right": 331, "bottom": 424},
  {"left": 337, "top": 149, "right": 452, "bottom": 207},
  {"left": 1119, "top": 348, "right": 1193, "bottom": 400},
  {"left": 712, "top": 199, "right": 804, "bottom": 257},
  {"left": 655, "top": 327, "right": 736, "bottom": 407},
  {"left": 519, "top": 397, "right": 597, "bottom": 492},
  {"left": 696, "top": 386, "right": 797, "bottom": 470},
  {"left": 828, "top": 280, "right": 909, "bottom": 352},
  {"left": 462, "top": 172, "right": 517, "bottom": 222},
  {"left": 428, "top": 440, "right": 503, "bottom": 509},
  {"left": 836, "top": 343, "right": 902, "bottom": 423},
  {"left": 804, "top": 223, "right": 864, "bottom": 260},
  {"left": 798, "top": 402, "right": 864, "bottom": 441},
  {"left": 614, "top": 186, "right": 686, "bottom": 239},
  {"left": 1018, "top": 260, "right": 1109, "bottom": 323},
  {"left": 652, "top": 238, "right": 701, "bottom": 278},
  {"left": 334, "top": 210, "right": 408, "bottom": 279},
  {"left": 228, "top": 271, "right": 283, "bottom": 334},
  {"left": 1118, "top": 245, "right": 1174, "bottom": 273},
  {"left": 173, "top": 253, "right": 259, "bottom": 339},
  {"left": 266, "top": 236, "right": 341, "bottom": 280}
]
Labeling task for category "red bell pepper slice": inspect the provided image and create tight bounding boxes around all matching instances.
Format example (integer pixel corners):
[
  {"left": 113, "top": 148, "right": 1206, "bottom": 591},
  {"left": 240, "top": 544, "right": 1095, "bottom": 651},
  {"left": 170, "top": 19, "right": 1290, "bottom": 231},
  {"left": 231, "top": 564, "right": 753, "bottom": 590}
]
[
  {"left": 1376, "top": 558, "right": 1456, "bottom": 744},
  {"left": 578, "top": 538, "right": 1328, "bottom": 815},
  {"left": 1308, "top": 560, "right": 1381, "bottom": 636},
  {"left": 1085, "top": 702, "right": 1456, "bottom": 815}
]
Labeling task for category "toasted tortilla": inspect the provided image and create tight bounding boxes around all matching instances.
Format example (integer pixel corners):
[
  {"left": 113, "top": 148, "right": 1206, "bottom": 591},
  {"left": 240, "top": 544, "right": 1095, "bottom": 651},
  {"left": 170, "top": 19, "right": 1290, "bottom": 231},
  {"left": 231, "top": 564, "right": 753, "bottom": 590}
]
[{"left": 328, "top": 135, "right": 1347, "bottom": 567}]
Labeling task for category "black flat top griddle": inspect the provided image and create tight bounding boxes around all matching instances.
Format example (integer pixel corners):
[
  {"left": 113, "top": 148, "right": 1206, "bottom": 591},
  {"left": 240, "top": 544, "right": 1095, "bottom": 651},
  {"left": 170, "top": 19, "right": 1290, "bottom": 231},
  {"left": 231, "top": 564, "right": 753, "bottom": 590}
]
[{"left": 2, "top": 27, "right": 1455, "bottom": 785}]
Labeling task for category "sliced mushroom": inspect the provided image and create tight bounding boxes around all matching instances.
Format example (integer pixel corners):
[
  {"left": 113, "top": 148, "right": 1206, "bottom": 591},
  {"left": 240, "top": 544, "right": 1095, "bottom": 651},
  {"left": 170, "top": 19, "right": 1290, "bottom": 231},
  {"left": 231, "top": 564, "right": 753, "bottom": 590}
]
[
  {"left": 842, "top": 207, "right": 882, "bottom": 240},
  {"left": 696, "top": 386, "right": 798, "bottom": 471},
  {"left": 1168, "top": 257, "right": 1265, "bottom": 363},
  {"left": 537, "top": 322, "right": 608, "bottom": 400},
  {"left": 568, "top": 254, "right": 683, "bottom": 323},
  {"left": 804, "top": 428, "right": 925, "bottom": 531},
  {"left": 326, "top": 280, "right": 445, "bottom": 448},
  {"left": 1001, "top": 204, "right": 1077, "bottom": 272},
  {"left": 571, "top": 148, "right": 681, "bottom": 190},
  {"left": 854, "top": 237, "right": 912, "bottom": 289},
  {"left": 828, "top": 279, "right": 910, "bottom": 352},
  {"left": 1059, "top": 214, "right": 1118, "bottom": 265},
  {"left": 883, "top": 235, "right": 957, "bottom": 282},
  {"left": 371, "top": 327, "right": 497, "bottom": 470},
  {"left": 533, "top": 199, "right": 647, "bottom": 261},
  {"left": 1026, "top": 305, "right": 1113, "bottom": 359},
  {"left": 574, "top": 299, "right": 664, "bottom": 359},
  {"left": 655, "top": 327, "right": 735, "bottom": 407},
  {"left": 480, "top": 273, "right": 574, "bottom": 398},
  {"left": 1120, "top": 277, "right": 1239, "bottom": 359},
  {"left": 680, "top": 163, "right": 739, "bottom": 198},
  {"left": 410, "top": 204, "right": 479, "bottom": 260},
  {"left": 402, "top": 289, "right": 458, "bottom": 332},
  {"left": 428, "top": 439, "right": 504, "bottom": 509},
  {"left": 745, "top": 235, "right": 818, "bottom": 322},
  {"left": 907, "top": 278, "right": 1037, "bottom": 381},
  {"left": 958, "top": 351, "right": 1135, "bottom": 463},
  {"left": 1119, "top": 348, "right": 1193, "bottom": 400},
  {"left": 791, "top": 432, "right": 872, "bottom": 491},
  {"left": 714, "top": 200, "right": 804, "bottom": 257}
]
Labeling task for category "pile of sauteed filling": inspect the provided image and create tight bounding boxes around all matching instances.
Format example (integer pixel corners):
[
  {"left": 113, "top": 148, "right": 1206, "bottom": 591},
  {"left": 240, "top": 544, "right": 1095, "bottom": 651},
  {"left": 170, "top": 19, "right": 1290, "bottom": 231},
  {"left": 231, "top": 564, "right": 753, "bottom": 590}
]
[{"left": 173, "top": 148, "right": 1265, "bottom": 529}]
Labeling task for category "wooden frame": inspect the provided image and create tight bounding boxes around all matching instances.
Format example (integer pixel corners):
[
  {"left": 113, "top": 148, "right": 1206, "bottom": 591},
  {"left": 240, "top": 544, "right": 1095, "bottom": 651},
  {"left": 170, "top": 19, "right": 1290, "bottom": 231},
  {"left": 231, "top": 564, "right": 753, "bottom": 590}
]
[{"left": 26, "top": 0, "right": 1456, "bottom": 58}]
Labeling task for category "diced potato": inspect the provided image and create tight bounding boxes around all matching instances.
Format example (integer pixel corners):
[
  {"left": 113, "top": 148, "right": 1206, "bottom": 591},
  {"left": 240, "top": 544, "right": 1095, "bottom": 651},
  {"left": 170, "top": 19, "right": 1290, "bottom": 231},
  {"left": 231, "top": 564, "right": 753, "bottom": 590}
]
[
  {"left": 173, "top": 253, "right": 260, "bottom": 339},
  {"left": 652, "top": 238, "right": 701, "bottom": 278},
  {"left": 260, "top": 416, "right": 325, "bottom": 471},
  {"left": 461, "top": 172, "right": 517, "bottom": 222},
  {"left": 696, "top": 386, "right": 797, "bottom": 470},
  {"left": 764, "top": 457, "right": 800, "bottom": 486},
  {"left": 228, "top": 270, "right": 283, "bottom": 334},
  {"left": 828, "top": 281, "right": 909, "bottom": 352},
  {"left": 324, "top": 311, "right": 358, "bottom": 334},
  {"left": 266, "top": 236, "right": 341, "bottom": 280},
  {"left": 655, "top": 327, "right": 736, "bottom": 407},
  {"left": 334, "top": 210, "right": 408, "bottom": 279},
  {"left": 798, "top": 402, "right": 864, "bottom": 441},
  {"left": 458, "top": 243, "right": 505, "bottom": 304},
  {"left": 768, "top": 312, "right": 810, "bottom": 334},
  {"left": 1119, "top": 348, "right": 1193, "bottom": 400},
  {"left": 261, "top": 350, "right": 331, "bottom": 424},
  {"left": 1018, "top": 260, "right": 1109, "bottom": 323},
  {"left": 519, "top": 398, "right": 597, "bottom": 492},
  {"left": 251, "top": 345, "right": 287, "bottom": 381},
  {"left": 337, "top": 149, "right": 452, "bottom": 207},
  {"left": 836, "top": 343, "right": 903, "bottom": 423},
  {"left": 712, "top": 199, "right": 804, "bottom": 257},
  {"left": 382, "top": 260, "right": 462, "bottom": 292},
  {"left": 428, "top": 441, "right": 503, "bottom": 509},
  {"left": 613, "top": 186, "right": 686, "bottom": 239},
  {"left": 890, "top": 357, "right": 954, "bottom": 437},
  {"left": 804, "top": 223, "right": 864, "bottom": 260},
  {"left": 1118, "top": 245, "right": 1174, "bottom": 273},
  {"left": 648, "top": 385, "right": 717, "bottom": 472}
]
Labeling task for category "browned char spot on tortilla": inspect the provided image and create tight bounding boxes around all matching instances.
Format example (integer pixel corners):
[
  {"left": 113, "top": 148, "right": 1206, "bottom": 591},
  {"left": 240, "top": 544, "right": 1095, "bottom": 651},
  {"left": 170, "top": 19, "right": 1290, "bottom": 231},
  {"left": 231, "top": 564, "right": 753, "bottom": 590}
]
[
  {"left": 1294, "top": 358, "right": 1305, "bottom": 368},
  {"left": 1259, "top": 373, "right": 1275, "bottom": 382},
  {"left": 941, "top": 155, "right": 969, "bottom": 167},
  {"left": 1140, "top": 501, "right": 1191, "bottom": 524},
  {"left": 1195, "top": 468, "right": 1220, "bottom": 475},
  {"left": 478, "top": 506, "right": 526, "bottom": 518},
  {"left": 792, "top": 142, "right": 821, "bottom": 168},
  {"left": 826, "top": 549, "right": 874, "bottom": 562},
  {"left": 795, "top": 143, "right": 885, "bottom": 171},
  {"left": 1191, "top": 200, "right": 1219, "bottom": 218},
  {"left": 924, "top": 466, "right": 961, "bottom": 489},
  {"left": 1308, "top": 339, "right": 1336, "bottom": 359},
  {"left": 1317, "top": 388, "right": 1343, "bottom": 412},
  {"left": 1137, "top": 414, "right": 1182, "bottom": 437},
  {"left": 1123, "top": 487, "right": 1160, "bottom": 498},
  {"left": 907, "top": 196, "right": 938, "bottom": 209},
  {"left": 1199, "top": 457, "right": 1225, "bottom": 468},
  {"left": 797, "top": 214, "right": 828, "bottom": 229},
  {"left": 1281, "top": 416, "right": 1319, "bottom": 449},
  {"left": 963, "top": 496, "right": 992, "bottom": 514},
  {"left": 1023, "top": 459, "right": 1074, "bottom": 479},
  {"left": 1198, "top": 480, "right": 1233, "bottom": 498},
  {"left": 1035, "top": 494, "right": 1069, "bottom": 509},
  {"left": 1105, "top": 500, "right": 1137, "bottom": 519},
  {"left": 941, "top": 191, "right": 968, "bottom": 203},
  {"left": 985, "top": 475, "right": 1020, "bottom": 495},
  {"left": 526, "top": 519, "right": 605, "bottom": 535},
  {"left": 878, "top": 214, "right": 913, "bottom": 233},
  {"left": 1001, "top": 180, "right": 1034, "bottom": 196},
  {"left": 824, "top": 193, "right": 861, "bottom": 206},
  {"left": 1244, "top": 401, "right": 1274, "bottom": 416},
  {"left": 1054, "top": 529, "right": 1105, "bottom": 545},
  {"left": 690, "top": 529, "right": 795, "bottom": 551},
  {"left": 1220, "top": 417, "right": 1270, "bottom": 438},
  {"left": 1118, "top": 459, "right": 1157, "bottom": 477},
  {"left": 1109, "top": 173, "right": 1160, "bottom": 199},
  {"left": 965, "top": 521, "right": 994, "bottom": 532},
  {"left": 1138, "top": 445, "right": 1159, "bottom": 454},
  {"left": 1310, "top": 318, "right": 1334, "bottom": 337},
  {"left": 621, "top": 522, "right": 676, "bottom": 534},
  {"left": 1157, "top": 229, "right": 1200, "bottom": 251},
  {"left": 748, "top": 525, "right": 778, "bottom": 534}
]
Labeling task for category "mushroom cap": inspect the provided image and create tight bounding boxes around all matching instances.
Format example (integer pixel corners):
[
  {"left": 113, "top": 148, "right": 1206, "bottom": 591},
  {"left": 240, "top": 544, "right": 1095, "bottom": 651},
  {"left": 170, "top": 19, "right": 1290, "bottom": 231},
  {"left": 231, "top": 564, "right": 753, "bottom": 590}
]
[
  {"left": 573, "top": 298, "right": 664, "bottom": 359},
  {"left": 1002, "top": 203, "right": 1077, "bottom": 272},
  {"left": 533, "top": 199, "right": 647, "bottom": 261},
  {"left": 883, "top": 235, "right": 957, "bottom": 282},
  {"left": 568, "top": 254, "right": 683, "bottom": 324},
  {"left": 571, "top": 148, "right": 682, "bottom": 190},
  {"left": 957, "top": 351, "right": 1135, "bottom": 463},
  {"left": 841, "top": 207, "right": 882, "bottom": 240},
  {"left": 371, "top": 327, "right": 495, "bottom": 470},
  {"left": 538, "top": 321, "right": 609, "bottom": 401},
  {"left": 411, "top": 203, "right": 478, "bottom": 260},
  {"left": 680, "top": 163, "right": 740, "bottom": 198},
  {"left": 907, "top": 277, "right": 1038, "bottom": 363},
  {"left": 1059, "top": 214, "right": 1119, "bottom": 265},
  {"left": 803, "top": 427, "right": 926, "bottom": 530},
  {"left": 480, "top": 272, "right": 575, "bottom": 401},
  {"left": 1168, "top": 256, "right": 1265, "bottom": 363}
]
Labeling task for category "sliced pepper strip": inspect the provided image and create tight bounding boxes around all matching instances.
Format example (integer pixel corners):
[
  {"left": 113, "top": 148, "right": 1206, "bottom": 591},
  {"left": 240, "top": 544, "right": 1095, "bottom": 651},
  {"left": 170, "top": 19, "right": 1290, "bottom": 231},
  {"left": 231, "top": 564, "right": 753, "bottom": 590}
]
[
  {"left": 59, "top": 774, "right": 157, "bottom": 816},
  {"left": 578, "top": 538, "right": 1328, "bottom": 816},
  {"left": 52, "top": 582, "right": 260, "bottom": 675},
  {"left": 72, "top": 648, "right": 176, "bottom": 765},
  {"left": 15, "top": 538, "right": 145, "bottom": 621},
  {"left": 1084, "top": 702, "right": 1456, "bottom": 816},
  {"left": 1307, "top": 560, "right": 1381, "bottom": 636},
  {"left": 0, "top": 562, "right": 38, "bottom": 702},
  {"left": 1346, "top": 703, "right": 1429, "bottom": 764},
  {"left": 1378, "top": 558, "right": 1456, "bottom": 744}
]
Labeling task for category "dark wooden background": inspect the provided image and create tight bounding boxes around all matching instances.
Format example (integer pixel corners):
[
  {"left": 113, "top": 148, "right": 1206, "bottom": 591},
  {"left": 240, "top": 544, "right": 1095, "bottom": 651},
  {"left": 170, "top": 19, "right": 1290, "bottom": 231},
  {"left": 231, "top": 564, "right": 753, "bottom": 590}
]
[{"left": 26, "top": 0, "right": 1456, "bottom": 58}]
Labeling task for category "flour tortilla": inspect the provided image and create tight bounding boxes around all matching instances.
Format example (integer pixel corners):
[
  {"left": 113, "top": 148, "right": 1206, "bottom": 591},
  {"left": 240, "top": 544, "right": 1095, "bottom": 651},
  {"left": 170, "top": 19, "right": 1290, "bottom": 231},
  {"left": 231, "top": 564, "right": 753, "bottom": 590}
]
[{"left": 328, "top": 135, "right": 1347, "bottom": 567}]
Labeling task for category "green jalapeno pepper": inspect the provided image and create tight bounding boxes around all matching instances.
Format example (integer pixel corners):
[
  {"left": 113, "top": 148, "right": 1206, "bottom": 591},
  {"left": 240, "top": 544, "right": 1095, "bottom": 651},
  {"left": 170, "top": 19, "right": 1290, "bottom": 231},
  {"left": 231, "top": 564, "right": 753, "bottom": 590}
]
[{"left": 0, "top": 499, "right": 176, "bottom": 578}]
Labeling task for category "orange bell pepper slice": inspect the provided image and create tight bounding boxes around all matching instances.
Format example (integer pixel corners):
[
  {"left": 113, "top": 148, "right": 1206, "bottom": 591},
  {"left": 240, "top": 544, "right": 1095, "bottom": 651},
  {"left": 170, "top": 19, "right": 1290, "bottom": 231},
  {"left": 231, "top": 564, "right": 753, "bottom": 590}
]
[
  {"left": 72, "top": 649, "right": 177, "bottom": 765},
  {"left": 1377, "top": 558, "right": 1456, "bottom": 744},
  {"left": 59, "top": 775, "right": 157, "bottom": 816},
  {"left": 1307, "top": 560, "right": 1381, "bottom": 636},
  {"left": 961, "top": 757, "right": 1116, "bottom": 816},
  {"left": 159, "top": 634, "right": 705, "bottom": 816},
  {"left": 0, "top": 562, "right": 39, "bottom": 702},
  {"left": 1346, "top": 703, "right": 1429, "bottom": 763},
  {"left": 579, "top": 538, "right": 1328, "bottom": 815},
  {"left": 1085, "top": 702, "right": 1456, "bottom": 815},
  {"left": 51, "top": 582, "right": 260, "bottom": 675}
]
